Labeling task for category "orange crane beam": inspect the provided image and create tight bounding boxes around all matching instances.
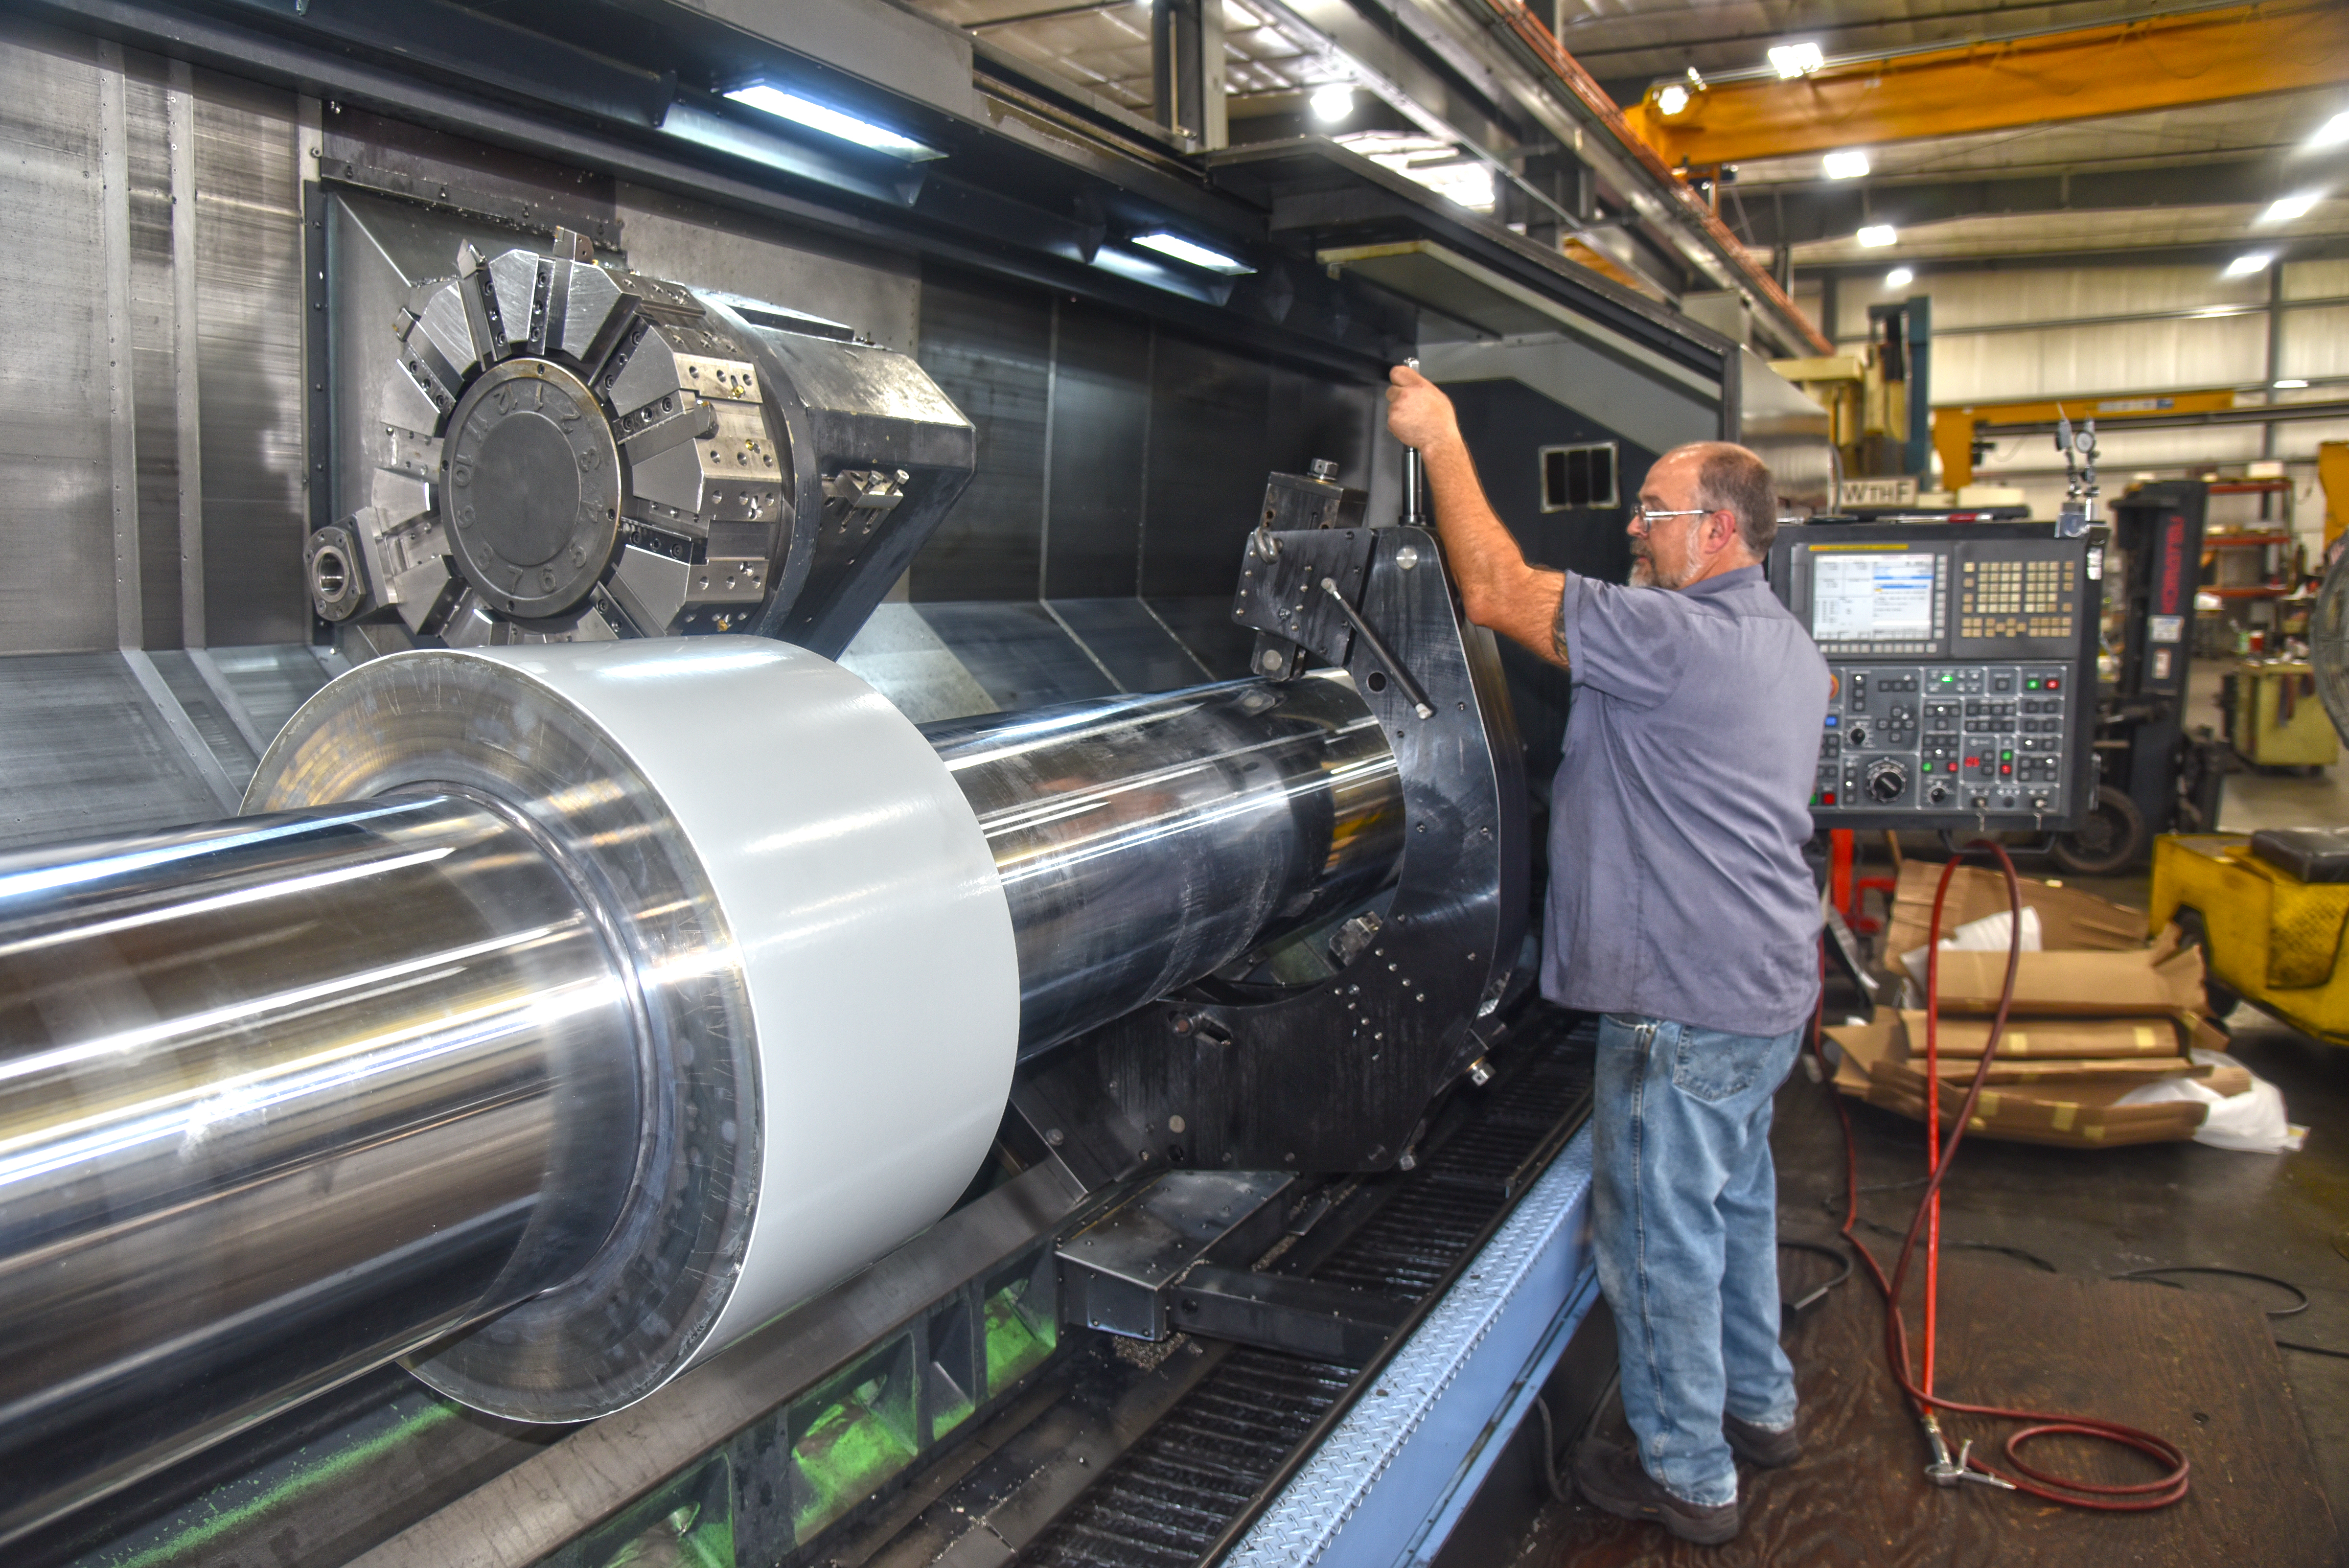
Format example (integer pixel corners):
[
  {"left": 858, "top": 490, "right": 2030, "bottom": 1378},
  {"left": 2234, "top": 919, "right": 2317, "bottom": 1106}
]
[
  {"left": 1625, "top": 0, "right": 2349, "bottom": 169},
  {"left": 1933, "top": 389, "right": 2239, "bottom": 490}
]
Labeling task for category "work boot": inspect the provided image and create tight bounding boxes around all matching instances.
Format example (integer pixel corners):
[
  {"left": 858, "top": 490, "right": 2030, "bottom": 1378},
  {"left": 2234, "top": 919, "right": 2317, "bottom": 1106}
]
[
  {"left": 1723, "top": 1410, "right": 1802, "bottom": 1469},
  {"left": 1572, "top": 1439, "right": 1742, "bottom": 1545}
]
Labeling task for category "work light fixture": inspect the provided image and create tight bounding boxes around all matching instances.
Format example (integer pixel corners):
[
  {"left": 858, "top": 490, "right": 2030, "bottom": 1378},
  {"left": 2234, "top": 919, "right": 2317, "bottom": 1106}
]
[
  {"left": 2309, "top": 110, "right": 2349, "bottom": 150},
  {"left": 1822, "top": 149, "right": 1870, "bottom": 180},
  {"left": 1131, "top": 232, "right": 1256, "bottom": 275},
  {"left": 1310, "top": 84, "right": 1356, "bottom": 122},
  {"left": 2224, "top": 251, "right": 2277, "bottom": 278},
  {"left": 1769, "top": 42, "right": 1823, "bottom": 78},
  {"left": 1856, "top": 224, "right": 1896, "bottom": 248},
  {"left": 1884, "top": 266, "right": 1914, "bottom": 289},
  {"left": 725, "top": 84, "right": 944, "bottom": 161},
  {"left": 2276, "top": 378, "right": 2311, "bottom": 389},
  {"left": 2260, "top": 190, "right": 2323, "bottom": 224},
  {"left": 1657, "top": 84, "right": 1690, "bottom": 115}
]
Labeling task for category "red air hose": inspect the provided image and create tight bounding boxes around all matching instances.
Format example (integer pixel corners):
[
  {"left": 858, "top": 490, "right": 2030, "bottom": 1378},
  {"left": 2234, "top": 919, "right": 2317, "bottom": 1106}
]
[{"left": 1812, "top": 840, "right": 2190, "bottom": 1509}]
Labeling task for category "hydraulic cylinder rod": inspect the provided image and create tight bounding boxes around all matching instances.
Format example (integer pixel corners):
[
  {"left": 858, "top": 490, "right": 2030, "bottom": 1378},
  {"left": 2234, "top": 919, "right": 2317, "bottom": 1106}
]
[{"left": 0, "top": 640, "right": 1403, "bottom": 1545}]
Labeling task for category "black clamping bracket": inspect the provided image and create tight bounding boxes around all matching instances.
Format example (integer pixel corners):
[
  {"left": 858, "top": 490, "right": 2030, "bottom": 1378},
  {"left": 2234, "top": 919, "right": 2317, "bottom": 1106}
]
[{"left": 1232, "top": 466, "right": 1374, "bottom": 680}]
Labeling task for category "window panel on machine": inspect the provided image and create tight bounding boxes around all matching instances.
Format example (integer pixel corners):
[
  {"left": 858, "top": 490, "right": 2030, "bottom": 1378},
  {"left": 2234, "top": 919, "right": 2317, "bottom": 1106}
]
[{"left": 1538, "top": 441, "right": 1618, "bottom": 512}]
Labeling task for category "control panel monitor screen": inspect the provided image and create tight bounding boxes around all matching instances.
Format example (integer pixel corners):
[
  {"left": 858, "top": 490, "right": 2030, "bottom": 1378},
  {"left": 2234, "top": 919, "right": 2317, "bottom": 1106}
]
[{"left": 1812, "top": 553, "right": 1937, "bottom": 643}]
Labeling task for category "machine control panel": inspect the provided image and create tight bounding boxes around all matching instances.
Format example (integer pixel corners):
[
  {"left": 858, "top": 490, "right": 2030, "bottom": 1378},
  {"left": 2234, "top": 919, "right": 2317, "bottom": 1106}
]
[
  {"left": 1818, "top": 664, "right": 2073, "bottom": 815},
  {"left": 1773, "top": 523, "right": 2101, "bottom": 831}
]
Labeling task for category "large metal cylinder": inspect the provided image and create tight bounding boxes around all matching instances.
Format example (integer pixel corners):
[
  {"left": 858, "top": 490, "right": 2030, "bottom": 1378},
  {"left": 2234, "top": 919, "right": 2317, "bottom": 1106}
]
[
  {"left": 927, "top": 671, "right": 1404, "bottom": 1054},
  {"left": 0, "top": 640, "right": 1407, "bottom": 1545},
  {"left": 0, "top": 795, "right": 642, "bottom": 1537}
]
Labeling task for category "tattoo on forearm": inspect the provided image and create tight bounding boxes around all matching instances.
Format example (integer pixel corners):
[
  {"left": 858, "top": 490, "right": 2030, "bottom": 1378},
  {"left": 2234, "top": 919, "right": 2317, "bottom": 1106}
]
[{"left": 1551, "top": 622, "right": 1571, "bottom": 668}]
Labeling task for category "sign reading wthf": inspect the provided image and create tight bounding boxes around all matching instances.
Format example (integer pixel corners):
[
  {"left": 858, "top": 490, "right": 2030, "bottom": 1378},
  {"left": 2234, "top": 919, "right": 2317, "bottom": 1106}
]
[{"left": 1840, "top": 477, "right": 1919, "bottom": 508}]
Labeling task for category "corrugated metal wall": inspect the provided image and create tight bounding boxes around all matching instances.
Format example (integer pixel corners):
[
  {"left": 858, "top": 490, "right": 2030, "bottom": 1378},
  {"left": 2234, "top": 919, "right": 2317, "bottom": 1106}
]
[
  {"left": 1801, "top": 260, "right": 2349, "bottom": 545},
  {"left": 0, "top": 23, "right": 305, "bottom": 655}
]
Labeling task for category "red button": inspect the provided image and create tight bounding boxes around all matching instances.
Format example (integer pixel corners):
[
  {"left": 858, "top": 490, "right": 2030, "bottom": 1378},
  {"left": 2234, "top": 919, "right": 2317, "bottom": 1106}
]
[
  {"left": 2001, "top": 763, "right": 2013, "bottom": 775},
  {"left": 1822, "top": 792, "right": 1837, "bottom": 805},
  {"left": 2046, "top": 678, "right": 2060, "bottom": 690}
]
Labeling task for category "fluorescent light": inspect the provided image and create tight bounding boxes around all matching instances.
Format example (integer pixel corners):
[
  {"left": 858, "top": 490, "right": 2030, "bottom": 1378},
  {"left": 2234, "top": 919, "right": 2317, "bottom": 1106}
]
[
  {"left": 1857, "top": 224, "right": 1897, "bottom": 248},
  {"left": 1822, "top": 148, "right": 1870, "bottom": 180},
  {"left": 1657, "top": 83, "right": 1690, "bottom": 115},
  {"left": 1885, "top": 266, "right": 1914, "bottom": 288},
  {"left": 2311, "top": 110, "right": 2349, "bottom": 150},
  {"left": 2276, "top": 378, "right": 2311, "bottom": 389},
  {"left": 725, "top": 84, "right": 943, "bottom": 161},
  {"left": 1310, "top": 84, "right": 1355, "bottom": 123},
  {"left": 2261, "top": 190, "right": 2323, "bottom": 223},
  {"left": 1131, "top": 232, "right": 1255, "bottom": 275},
  {"left": 1769, "top": 42, "right": 1824, "bottom": 78},
  {"left": 2224, "top": 251, "right": 2277, "bottom": 277}
]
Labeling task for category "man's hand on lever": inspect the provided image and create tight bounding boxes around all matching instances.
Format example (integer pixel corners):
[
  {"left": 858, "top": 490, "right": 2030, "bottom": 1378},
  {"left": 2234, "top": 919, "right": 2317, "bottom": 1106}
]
[{"left": 1385, "top": 364, "right": 1568, "bottom": 669}]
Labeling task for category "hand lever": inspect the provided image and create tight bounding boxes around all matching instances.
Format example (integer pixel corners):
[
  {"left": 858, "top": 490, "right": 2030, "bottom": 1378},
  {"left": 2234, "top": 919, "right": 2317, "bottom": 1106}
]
[{"left": 1320, "top": 577, "right": 1435, "bottom": 719}]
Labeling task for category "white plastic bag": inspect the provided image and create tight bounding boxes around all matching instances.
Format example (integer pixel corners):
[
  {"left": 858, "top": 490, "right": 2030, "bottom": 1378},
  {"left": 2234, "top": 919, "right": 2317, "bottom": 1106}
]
[
  {"left": 1899, "top": 906, "right": 2043, "bottom": 993},
  {"left": 2116, "top": 1048, "right": 2307, "bottom": 1154},
  {"left": 1900, "top": 905, "right": 2043, "bottom": 980}
]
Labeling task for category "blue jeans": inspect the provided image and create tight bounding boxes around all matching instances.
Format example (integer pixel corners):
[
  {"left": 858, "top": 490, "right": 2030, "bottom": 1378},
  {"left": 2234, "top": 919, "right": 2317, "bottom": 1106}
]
[{"left": 1591, "top": 1014, "right": 1803, "bottom": 1507}]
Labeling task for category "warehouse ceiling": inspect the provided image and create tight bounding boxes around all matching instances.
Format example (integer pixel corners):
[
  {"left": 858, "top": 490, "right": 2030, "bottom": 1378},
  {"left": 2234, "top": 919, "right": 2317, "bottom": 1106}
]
[
  {"left": 924, "top": 0, "right": 1325, "bottom": 116},
  {"left": 906, "top": 0, "right": 2349, "bottom": 328},
  {"left": 1557, "top": 0, "right": 2172, "bottom": 88},
  {"left": 1562, "top": 0, "right": 2349, "bottom": 274}
]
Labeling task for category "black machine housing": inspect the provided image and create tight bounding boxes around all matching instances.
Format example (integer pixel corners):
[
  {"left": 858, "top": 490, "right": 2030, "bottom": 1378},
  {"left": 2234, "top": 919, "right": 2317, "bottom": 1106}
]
[{"left": 1011, "top": 473, "right": 1532, "bottom": 1183}]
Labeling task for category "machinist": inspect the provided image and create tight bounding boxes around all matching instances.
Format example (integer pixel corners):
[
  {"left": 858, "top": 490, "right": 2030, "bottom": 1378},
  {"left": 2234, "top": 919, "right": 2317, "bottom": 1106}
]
[{"left": 1386, "top": 366, "right": 1830, "bottom": 1545}]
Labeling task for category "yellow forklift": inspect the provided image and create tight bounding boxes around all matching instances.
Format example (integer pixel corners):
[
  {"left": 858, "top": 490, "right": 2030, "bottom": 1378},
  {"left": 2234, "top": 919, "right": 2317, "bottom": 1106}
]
[{"left": 2152, "top": 539, "right": 2349, "bottom": 1038}]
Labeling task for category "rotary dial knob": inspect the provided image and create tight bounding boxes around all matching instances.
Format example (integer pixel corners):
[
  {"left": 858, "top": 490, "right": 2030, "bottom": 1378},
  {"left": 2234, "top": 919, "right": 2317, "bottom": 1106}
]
[{"left": 1865, "top": 758, "right": 1909, "bottom": 804}]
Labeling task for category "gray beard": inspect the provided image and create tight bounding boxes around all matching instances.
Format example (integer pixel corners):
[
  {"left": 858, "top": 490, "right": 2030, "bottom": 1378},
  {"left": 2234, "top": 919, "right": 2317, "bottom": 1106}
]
[
  {"left": 1630, "top": 518, "right": 1701, "bottom": 589},
  {"left": 1630, "top": 549, "right": 1689, "bottom": 591}
]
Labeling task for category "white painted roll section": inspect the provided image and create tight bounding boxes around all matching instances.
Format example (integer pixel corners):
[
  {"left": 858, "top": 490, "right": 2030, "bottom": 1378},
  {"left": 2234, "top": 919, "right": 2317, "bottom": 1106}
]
[{"left": 465, "top": 639, "right": 1024, "bottom": 1373}]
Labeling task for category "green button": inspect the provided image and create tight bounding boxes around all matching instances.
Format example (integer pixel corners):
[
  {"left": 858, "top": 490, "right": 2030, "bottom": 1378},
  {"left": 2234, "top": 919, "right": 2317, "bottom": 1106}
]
[{"left": 2001, "top": 750, "right": 2014, "bottom": 761}]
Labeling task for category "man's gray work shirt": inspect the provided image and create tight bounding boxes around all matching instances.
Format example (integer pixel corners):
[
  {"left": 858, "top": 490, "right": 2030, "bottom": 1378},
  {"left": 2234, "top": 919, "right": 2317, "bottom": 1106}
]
[{"left": 1542, "top": 563, "right": 1830, "bottom": 1038}]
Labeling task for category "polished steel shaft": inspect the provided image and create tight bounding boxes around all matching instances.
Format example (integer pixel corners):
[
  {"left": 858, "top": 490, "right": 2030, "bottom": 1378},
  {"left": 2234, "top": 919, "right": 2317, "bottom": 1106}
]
[
  {"left": 0, "top": 794, "right": 641, "bottom": 1537},
  {"left": 0, "top": 668, "right": 1401, "bottom": 1543},
  {"left": 927, "top": 670, "right": 1405, "bottom": 1054}
]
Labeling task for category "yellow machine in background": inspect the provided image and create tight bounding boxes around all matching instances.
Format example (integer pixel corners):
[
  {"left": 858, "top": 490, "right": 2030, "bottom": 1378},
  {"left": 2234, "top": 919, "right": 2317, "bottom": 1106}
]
[
  {"left": 2151, "top": 834, "right": 2349, "bottom": 1042},
  {"left": 2322, "top": 440, "right": 2349, "bottom": 556},
  {"left": 2230, "top": 659, "right": 2341, "bottom": 769},
  {"left": 2152, "top": 547, "right": 2349, "bottom": 1040}
]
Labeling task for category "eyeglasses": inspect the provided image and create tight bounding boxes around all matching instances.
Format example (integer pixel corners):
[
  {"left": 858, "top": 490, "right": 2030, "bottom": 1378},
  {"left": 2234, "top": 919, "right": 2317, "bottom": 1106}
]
[{"left": 1628, "top": 505, "right": 1714, "bottom": 533}]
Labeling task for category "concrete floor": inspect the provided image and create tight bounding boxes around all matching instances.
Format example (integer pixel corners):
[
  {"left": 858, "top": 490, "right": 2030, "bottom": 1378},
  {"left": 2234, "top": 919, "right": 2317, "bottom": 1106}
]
[{"left": 1521, "top": 740, "right": 2349, "bottom": 1556}]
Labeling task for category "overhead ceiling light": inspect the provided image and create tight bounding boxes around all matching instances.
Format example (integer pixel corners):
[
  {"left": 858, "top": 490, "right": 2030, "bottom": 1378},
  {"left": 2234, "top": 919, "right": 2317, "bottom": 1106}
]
[
  {"left": 1822, "top": 149, "right": 1870, "bottom": 180},
  {"left": 1769, "top": 42, "right": 1824, "bottom": 79},
  {"left": 1885, "top": 266, "right": 1914, "bottom": 288},
  {"left": 1656, "top": 83, "right": 1690, "bottom": 115},
  {"left": 2276, "top": 378, "right": 2311, "bottom": 389},
  {"left": 2310, "top": 110, "right": 2349, "bottom": 150},
  {"left": 1856, "top": 223, "right": 1897, "bottom": 248},
  {"left": 725, "top": 84, "right": 944, "bottom": 161},
  {"left": 2260, "top": 190, "right": 2324, "bottom": 223},
  {"left": 2224, "top": 251, "right": 2277, "bottom": 277},
  {"left": 1131, "top": 231, "right": 1256, "bottom": 275},
  {"left": 1309, "top": 83, "right": 1355, "bottom": 123}
]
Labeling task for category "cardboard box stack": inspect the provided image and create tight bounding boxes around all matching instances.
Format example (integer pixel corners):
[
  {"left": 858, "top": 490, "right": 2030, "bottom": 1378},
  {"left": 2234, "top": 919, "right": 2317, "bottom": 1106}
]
[{"left": 1823, "top": 863, "right": 2242, "bottom": 1149}]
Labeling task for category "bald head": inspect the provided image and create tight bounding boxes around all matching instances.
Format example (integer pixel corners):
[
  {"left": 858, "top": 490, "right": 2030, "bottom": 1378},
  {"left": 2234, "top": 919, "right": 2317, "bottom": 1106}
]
[{"left": 1662, "top": 441, "right": 1780, "bottom": 557}]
